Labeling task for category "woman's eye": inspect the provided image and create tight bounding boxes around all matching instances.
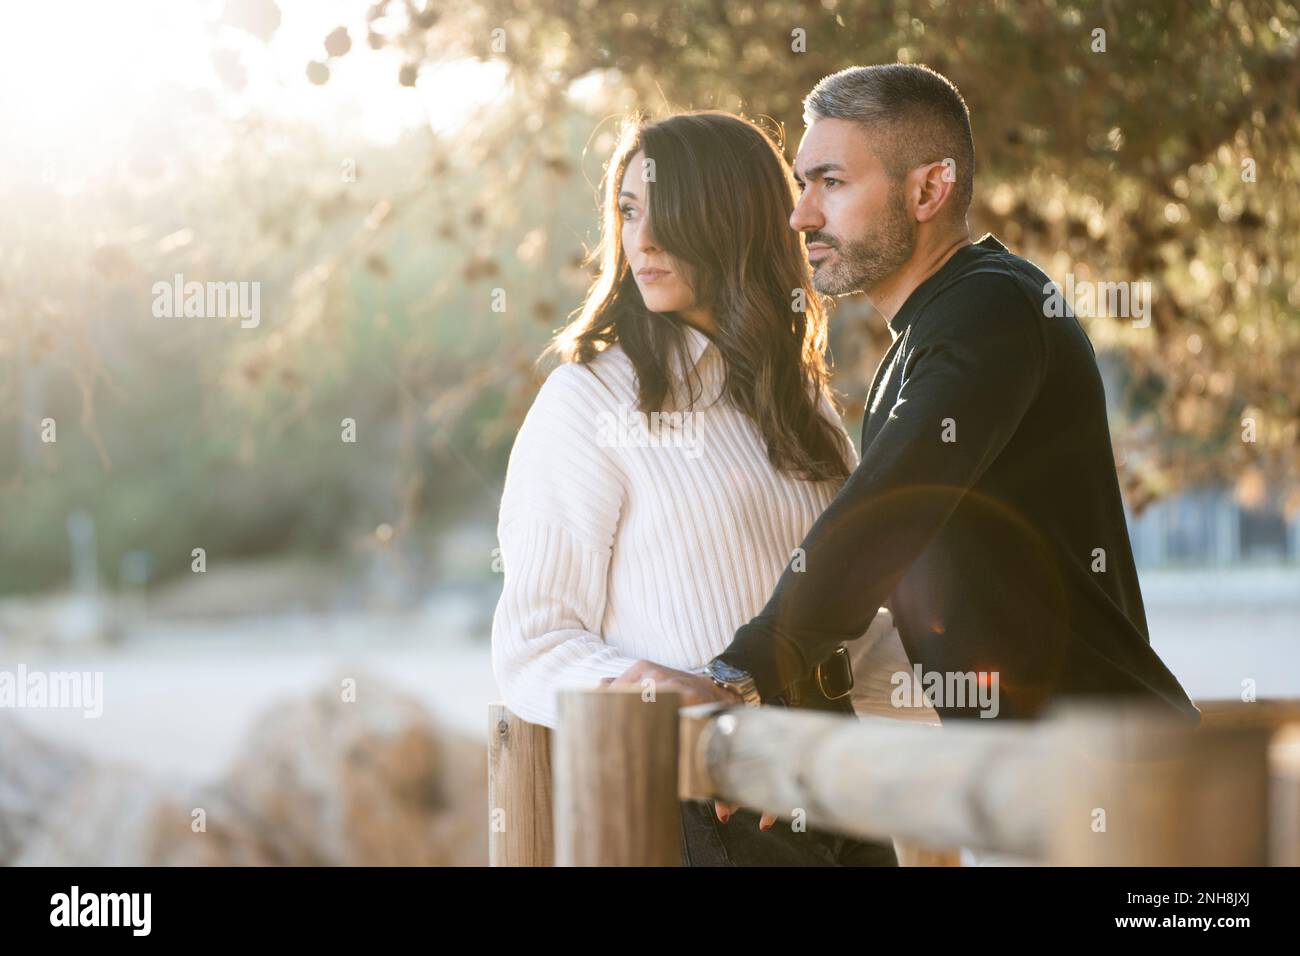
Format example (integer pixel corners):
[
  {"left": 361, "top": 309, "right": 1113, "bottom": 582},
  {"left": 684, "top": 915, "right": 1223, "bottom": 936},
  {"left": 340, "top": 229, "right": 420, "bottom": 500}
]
[{"left": 619, "top": 204, "right": 637, "bottom": 221}]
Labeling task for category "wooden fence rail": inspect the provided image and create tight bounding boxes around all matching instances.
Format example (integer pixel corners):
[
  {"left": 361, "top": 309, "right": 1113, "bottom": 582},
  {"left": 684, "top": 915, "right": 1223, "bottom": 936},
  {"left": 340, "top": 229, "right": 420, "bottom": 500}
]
[{"left": 489, "top": 693, "right": 1300, "bottom": 867}]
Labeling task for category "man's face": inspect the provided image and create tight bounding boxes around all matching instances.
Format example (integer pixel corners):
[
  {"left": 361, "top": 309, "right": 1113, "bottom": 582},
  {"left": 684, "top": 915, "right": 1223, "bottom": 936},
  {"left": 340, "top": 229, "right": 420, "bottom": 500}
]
[{"left": 790, "top": 117, "right": 916, "bottom": 295}]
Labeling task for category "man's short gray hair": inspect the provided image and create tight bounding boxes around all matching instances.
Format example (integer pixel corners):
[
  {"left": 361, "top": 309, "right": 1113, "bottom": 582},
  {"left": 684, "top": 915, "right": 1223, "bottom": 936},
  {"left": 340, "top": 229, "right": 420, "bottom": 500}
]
[{"left": 804, "top": 63, "right": 975, "bottom": 222}]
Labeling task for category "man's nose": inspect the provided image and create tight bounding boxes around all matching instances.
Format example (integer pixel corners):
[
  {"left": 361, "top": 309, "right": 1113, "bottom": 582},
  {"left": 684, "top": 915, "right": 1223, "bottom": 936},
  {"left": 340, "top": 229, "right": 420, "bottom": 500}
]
[{"left": 790, "top": 192, "right": 822, "bottom": 233}]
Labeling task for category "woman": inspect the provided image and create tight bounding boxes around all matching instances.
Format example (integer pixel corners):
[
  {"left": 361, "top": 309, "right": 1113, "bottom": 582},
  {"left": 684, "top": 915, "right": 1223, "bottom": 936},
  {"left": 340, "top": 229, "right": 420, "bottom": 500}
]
[{"left": 490, "top": 111, "right": 898, "bottom": 866}]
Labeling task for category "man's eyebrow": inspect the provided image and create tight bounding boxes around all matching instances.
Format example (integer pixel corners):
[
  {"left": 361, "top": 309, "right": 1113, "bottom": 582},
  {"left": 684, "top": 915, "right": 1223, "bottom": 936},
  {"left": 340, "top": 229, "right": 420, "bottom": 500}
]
[{"left": 793, "top": 162, "right": 846, "bottom": 183}]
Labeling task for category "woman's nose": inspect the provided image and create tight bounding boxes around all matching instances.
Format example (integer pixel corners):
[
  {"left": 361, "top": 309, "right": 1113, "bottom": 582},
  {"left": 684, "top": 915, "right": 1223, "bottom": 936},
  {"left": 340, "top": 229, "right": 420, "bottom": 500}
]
[{"left": 637, "top": 223, "right": 659, "bottom": 254}]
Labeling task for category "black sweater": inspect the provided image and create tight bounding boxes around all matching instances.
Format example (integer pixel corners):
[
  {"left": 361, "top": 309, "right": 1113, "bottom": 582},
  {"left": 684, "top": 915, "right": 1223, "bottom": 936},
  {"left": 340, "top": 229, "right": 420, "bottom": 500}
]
[{"left": 719, "top": 234, "right": 1200, "bottom": 724}]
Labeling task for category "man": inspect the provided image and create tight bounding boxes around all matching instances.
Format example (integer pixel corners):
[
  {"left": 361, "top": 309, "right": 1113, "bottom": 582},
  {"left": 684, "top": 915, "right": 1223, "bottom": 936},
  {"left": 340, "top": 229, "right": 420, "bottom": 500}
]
[{"left": 612, "top": 63, "right": 1199, "bottom": 824}]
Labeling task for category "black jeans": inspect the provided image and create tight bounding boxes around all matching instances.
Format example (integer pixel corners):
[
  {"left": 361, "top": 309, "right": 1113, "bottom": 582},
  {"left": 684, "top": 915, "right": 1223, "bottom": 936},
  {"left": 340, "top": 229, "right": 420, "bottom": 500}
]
[
  {"left": 677, "top": 685, "right": 899, "bottom": 867},
  {"left": 679, "top": 799, "right": 899, "bottom": 866}
]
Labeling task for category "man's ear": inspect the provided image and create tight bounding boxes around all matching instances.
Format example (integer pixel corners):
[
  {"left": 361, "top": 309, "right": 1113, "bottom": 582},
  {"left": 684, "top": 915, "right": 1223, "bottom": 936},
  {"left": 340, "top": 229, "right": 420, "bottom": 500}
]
[{"left": 913, "top": 161, "right": 957, "bottom": 224}]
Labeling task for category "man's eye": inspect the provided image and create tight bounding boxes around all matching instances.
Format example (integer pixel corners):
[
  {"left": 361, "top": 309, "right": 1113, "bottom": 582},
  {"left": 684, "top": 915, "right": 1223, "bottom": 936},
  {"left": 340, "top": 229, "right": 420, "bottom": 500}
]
[{"left": 823, "top": 177, "right": 841, "bottom": 188}]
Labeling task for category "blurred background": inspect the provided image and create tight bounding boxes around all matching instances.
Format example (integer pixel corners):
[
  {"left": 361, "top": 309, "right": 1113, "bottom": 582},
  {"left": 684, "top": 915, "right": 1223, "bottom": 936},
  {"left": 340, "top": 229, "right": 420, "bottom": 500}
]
[{"left": 1, "top": 0, "right": 1297, "bottom": 864}]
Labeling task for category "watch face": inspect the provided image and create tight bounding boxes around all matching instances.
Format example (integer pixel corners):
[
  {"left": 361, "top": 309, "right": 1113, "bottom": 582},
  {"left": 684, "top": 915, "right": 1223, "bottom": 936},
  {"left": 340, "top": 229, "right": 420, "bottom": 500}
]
[{"left": 709, "top": 659, "right": 750, "bottom": 684}]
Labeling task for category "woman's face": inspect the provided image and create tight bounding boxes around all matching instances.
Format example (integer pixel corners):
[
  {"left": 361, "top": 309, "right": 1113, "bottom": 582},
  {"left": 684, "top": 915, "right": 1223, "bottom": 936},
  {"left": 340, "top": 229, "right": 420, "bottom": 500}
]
[{"left": 619, "top": 150, "right": 697, "bottom": 315}]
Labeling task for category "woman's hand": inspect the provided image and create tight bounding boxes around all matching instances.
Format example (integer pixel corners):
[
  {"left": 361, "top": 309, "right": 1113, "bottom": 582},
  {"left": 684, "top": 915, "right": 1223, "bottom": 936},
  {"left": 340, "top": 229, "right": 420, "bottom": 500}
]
[
  {"left": 601, "top": 661, "right": 780, "bottom": 832},
  {"left": 601, "top": 660, "right": 740, "bottom": 707},
  {"left": 713, "top": 799, "right": 779, "bottom": 831}
]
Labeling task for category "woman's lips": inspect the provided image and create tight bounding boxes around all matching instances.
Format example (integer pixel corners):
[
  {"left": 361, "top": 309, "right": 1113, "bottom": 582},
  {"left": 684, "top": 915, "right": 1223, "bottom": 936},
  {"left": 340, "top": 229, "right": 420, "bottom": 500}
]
[{"left": 637, "top": 268, "right": 670, "bottom": 283}]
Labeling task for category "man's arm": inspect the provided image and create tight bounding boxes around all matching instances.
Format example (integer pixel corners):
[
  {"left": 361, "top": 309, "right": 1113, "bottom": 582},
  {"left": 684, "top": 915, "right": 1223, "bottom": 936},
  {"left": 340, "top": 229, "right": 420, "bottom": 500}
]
[{"left": 715, "top": 276, "right": 1046, "bottom": 699}]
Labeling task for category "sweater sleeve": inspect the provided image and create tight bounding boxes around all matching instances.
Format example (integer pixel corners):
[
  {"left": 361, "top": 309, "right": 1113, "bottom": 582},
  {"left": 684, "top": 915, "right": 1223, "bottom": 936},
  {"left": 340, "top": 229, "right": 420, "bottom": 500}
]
[{"left": 490, "top": 362, "right": 639, "bottom": 728}]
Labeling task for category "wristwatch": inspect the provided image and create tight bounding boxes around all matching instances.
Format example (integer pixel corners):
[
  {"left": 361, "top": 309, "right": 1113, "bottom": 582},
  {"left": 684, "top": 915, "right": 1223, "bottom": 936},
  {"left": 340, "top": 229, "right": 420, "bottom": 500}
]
[{"left": 699, "top": 658, "right": 762, "bottom": 707}]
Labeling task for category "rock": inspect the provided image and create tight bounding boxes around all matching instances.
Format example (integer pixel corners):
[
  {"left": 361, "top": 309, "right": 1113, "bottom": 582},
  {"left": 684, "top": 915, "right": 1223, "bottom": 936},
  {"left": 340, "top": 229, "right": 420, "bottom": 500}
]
[
  {"left": 219, "top": 672, "right": 487, "bottom": 865},
  {"left": 0, "top": 715, "right": 93, "bottom": 864},
  {"left": 5, "top": 673, "right": 487, "bottom": 866},
  {"left": 14, "top": 769, "right": 277, "bottom": 866}
]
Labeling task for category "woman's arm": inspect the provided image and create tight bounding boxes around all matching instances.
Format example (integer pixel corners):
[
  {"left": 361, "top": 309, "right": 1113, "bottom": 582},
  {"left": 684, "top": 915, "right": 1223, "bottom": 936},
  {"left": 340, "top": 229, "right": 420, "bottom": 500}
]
[{"left": 490, "top": 363, "right": 637, "bottom": 729}]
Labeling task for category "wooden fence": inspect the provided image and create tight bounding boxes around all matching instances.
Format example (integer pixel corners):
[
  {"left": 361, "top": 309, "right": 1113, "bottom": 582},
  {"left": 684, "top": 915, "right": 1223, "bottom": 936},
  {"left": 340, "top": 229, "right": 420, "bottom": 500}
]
[{"left": 489, "top": 694, "right": 1300, "bottom": 866}]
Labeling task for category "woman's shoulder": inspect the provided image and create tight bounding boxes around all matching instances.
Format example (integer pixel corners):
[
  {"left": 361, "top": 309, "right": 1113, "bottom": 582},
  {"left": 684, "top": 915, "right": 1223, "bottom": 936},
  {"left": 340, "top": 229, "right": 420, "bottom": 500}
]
[
  {"left": 510, "top": 350, "right": 638, "bottom": 461},
  {"left": 503, "top": 353, "right": 631, "bottom": 520},
  {"left": 537, "top": 346, "right": 637, "bottom": 409}
]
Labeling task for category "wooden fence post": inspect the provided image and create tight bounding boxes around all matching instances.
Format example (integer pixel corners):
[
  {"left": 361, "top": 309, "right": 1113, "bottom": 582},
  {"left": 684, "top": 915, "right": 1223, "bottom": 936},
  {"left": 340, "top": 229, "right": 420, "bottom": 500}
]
[
  {"left": 492, "top": 695, "right": 1289, "bottom": 868},
  {"left": 1047, "top": 702, "right": 1271, "bottom": 866},
  {"left": 487, "top": 704, "right": 554, "bottom": 867},
  {"left": 554, "top": 687, "right": 681, "bottom": 866},
  {"left": 1153, "top": 698, "right": 1300, "bottom": 866},
  {"left": 893, "top": 840, "right": 964, "bottom": 866},
  {"left": 1271, "top": 724, "right": 1300, "bottom": 866}
]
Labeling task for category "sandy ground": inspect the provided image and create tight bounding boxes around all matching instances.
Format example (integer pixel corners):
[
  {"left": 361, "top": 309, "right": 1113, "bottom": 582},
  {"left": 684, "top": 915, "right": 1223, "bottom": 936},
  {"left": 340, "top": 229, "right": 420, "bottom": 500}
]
[{"left": 4, "top": 616, "right": 496, "bottom": 783}]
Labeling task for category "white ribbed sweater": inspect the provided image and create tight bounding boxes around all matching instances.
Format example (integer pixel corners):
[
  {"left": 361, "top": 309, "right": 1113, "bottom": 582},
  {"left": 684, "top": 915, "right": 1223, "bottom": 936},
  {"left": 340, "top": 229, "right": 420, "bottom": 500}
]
[{"left": 490, "top": 322, "right": 937, "bottom": 728}]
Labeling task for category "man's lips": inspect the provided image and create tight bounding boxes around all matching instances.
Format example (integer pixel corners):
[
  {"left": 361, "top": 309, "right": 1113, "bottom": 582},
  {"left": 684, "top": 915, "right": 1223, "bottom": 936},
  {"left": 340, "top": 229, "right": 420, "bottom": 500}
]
[{"left": 806, "top": 243, "right": 834, "bottom": 263}]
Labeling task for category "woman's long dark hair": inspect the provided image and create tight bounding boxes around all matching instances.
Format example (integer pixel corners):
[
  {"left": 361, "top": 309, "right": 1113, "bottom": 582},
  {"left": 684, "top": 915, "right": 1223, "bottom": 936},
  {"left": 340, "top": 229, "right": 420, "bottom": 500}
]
[{"left": 546, "top": 111, "right": 853, "bottom": 484}]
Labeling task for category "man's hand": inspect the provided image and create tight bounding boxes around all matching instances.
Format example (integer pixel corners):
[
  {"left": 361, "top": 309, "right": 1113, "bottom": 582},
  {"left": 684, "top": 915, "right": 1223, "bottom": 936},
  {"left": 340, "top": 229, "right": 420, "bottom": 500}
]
[{"left": 601, "top": 661, "right": 779, "bottom": 832}]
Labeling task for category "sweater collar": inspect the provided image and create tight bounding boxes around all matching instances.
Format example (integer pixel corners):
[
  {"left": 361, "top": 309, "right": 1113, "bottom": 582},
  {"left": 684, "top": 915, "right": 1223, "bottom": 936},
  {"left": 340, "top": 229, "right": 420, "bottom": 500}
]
[
  {"left": 679, "top": 321, "right": 715, "bottom": 369},
  {"left": 666, "top": 320, "right": 722, "bottom": 404}
]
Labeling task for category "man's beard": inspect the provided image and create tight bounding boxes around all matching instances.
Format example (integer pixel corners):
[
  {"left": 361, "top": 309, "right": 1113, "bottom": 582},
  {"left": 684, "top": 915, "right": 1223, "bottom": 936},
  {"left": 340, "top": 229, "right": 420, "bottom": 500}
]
[{"left": 810, "top": 186, "right": 916, "bottom": 296}]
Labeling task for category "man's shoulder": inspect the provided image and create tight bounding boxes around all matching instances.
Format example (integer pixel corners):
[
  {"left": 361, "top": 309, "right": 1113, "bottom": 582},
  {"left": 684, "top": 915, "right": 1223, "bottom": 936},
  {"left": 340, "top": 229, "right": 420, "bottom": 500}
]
[
  {"left": 902, "top": 249, "right": 1051, "bottom": 384},
  {"left": 928, "top": 247, "right": 1053, "bottom": 318},
  {"left": 910, "top": 256, "right": 1047, "bottom": 346}
]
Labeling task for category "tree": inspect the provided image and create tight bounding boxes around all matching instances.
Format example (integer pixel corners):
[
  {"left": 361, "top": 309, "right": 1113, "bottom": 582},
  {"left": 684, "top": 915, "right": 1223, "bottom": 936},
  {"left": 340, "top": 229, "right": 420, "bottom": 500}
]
[{"left": 335, "top": 0, "right": 1300, "bottom": 514}]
